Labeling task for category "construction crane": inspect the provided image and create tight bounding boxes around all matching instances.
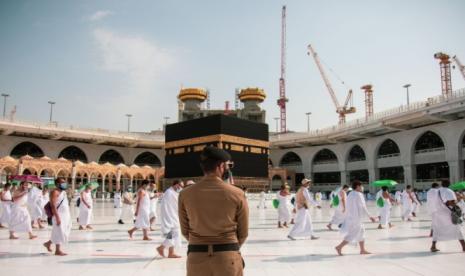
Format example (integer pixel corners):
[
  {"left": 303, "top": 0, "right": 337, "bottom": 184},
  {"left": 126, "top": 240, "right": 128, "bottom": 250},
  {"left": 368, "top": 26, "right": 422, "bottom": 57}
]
[
  {"left": 361, "top": 84, "right": 373, "bottom": 118},
  {"left": 434, "top": 52, "right": 452, "bottom": 97},
  {"left": 307, "top": 44, "right": 356, "bottom": 124},
  {"left": 277, "top": 5, "right": 288, "bottom": 133},
  {"left": 452, "top": 55, "right": 465, "bottom": 81}
]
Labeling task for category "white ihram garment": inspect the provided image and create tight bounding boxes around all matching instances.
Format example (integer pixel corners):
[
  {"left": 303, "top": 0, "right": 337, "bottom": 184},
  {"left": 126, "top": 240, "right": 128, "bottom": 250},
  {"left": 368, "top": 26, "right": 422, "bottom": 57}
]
[
  {"left": 432, "top": 188, "right": 464, "bottom": 242},
  {"left": 276, "top": 192, "right": 291, "bottom": 223},
  {"left": 114, "top": 191, "right": 122, "bottom": 208},
  {"left": 28, "top": 187, "right": 43, "bottom": 221},
  {"left": 149, "top": 192, "right": 158, "bottom": 219},
  {"left": 340, "top": 191, "right": 371, "bottom": 243},
  {"left": 0, "top": 190, "right": 12, "bottom": 226},
  {"left": 288, "top": 189, "right": 318, "bottom": 238},
  {"left": 51, "top": 191, "right": 72, "bottom": 245},
  {"left": 121, "top": 192, "right": 135, "bottom": 221},
  {"left": 9, "top": 193, "right": 32, "bottom": 233},
  {"left": 379, "top": 194, "right": 392, "bottom": 226},
  {"left": 160, "top": 187, "right": 181, "bottom": 248},
  {"left": 401, "top": 191, "right": 414, "bottom": 220},
  {"left": 134, "top": 191, "right": 151, "bottom": 229},
  {"left": 78, "top": 191, "right": 93, "bottom": 226},
  {"left": 330, "top": 189, "right": 346, "bottom": 226},
  {"left": 258, "top": 191, "right": 266, "bottom": 209}
]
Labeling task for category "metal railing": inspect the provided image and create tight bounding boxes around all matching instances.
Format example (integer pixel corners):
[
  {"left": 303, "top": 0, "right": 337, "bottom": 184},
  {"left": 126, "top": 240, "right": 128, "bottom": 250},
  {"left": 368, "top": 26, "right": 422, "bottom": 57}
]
[
  {"left": 377, "top": 153, "right": 400, "bottom": 159},
  {"left": 0, "top": 117, "right": 165, "bottom": 142},
  {"left": 414, "top": 147, "right": 445, "bottom": 154},
  {"left": 271, "top": 88, "right": 465, "bottom": 143}
]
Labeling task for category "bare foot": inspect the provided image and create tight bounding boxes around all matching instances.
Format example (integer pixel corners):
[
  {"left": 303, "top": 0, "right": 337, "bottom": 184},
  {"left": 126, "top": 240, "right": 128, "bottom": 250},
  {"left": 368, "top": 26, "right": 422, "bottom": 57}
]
[
  {"left": 0, "top": 225, "right": 5, "bottom": 228},
  {"left": 311, "top": 236, "right": 319, "bottom": 240},
  {"left": 32, "top": 225, "right": 38, "bottom": 229},
  {"left": 335, "top": 246, "right": 343, "bottom": 256},
  {"left": 150, "top": 228, "right": 156, "bottom": 232},
  {"left": 360, "top": 250, "right": 371, "bottom": 255},
  {"left": 55, "top": 251, "right": 68, "bottom": 256},
  {"left": 156, "top": 246, "right": 165, "bottom": 257},
  {"left": 79, "top": 226, "right": 85, "bottom": 230},
  {"left": 9, "top": 235, "right": 19, "bottom": 240},
  {"left": 39, "top": 224, "right": 45, "bottom": 229},
  {"left": 326, "top": 224, "right": 333, "bottom": 231},
  {"left": 86, "top": 226, "right": 93, "bottom": 230},
  {"left": 29, "top": 235, "right": 38, "bottom": 240},
  {"left": 278, "top": 225, "right": 283, "bottom": 228},
  {"left": 143, "top": 237, "right": 152, "bottom": 241},
  {"left": 127, "top": 230, "right": 133, "bottom": 239},
  {"left": 430, "top": 248, "right": 440, "bottom": 253},
  {"left": 168, "top": 254, "right": 182, "bottom": 258},
  {"left": 389, "top": 224, "right": 394, "bottom": 228},
  {"left": 43, "top": 242, "right": 52, "bottom": 252},
  {"left": 377, "top": 225, "right": 383, "bottom": 229}
]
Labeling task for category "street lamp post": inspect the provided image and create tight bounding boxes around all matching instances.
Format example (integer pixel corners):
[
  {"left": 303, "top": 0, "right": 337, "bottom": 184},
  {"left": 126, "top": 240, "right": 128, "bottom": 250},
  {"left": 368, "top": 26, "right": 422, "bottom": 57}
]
[
  {"left": 273, "top": 117, "right": 279, "bottom": 133},
  {"left": 125, "top": 114, "right": 132, "bottom": 132},
  {"left": 1, "top": 93, "right": 10, "bottom": 118},
  {"left": 305, "top": 112, "right": 312, "bottom": 132},
  {"left": 403, "top": 84, "right": 411, "bottom": 106},
  {"left": 47, "top": 101, "right": 56, "bottom": 124}
]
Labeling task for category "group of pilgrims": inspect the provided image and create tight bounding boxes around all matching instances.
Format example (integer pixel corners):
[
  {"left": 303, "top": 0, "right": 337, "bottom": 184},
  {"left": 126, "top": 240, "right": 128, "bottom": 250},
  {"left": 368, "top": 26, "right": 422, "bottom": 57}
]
[
  {"left": 1, "top": 176, "right": 465, "bottom": 257},
  {"left": 269, "top": 178, "right": 465, "bottom": 254},
  {"left": 0, "top": 177, "right": 193, "bottom": 257}
]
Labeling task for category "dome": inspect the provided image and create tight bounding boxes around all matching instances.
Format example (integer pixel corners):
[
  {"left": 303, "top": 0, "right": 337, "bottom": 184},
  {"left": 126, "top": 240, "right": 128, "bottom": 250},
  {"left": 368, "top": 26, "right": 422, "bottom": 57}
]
[
  {"left": 238, "top": 87, "right": 266, "bottom": 102},
  {"left": 178, "top": 88, "right": 207, "bottom": 102}
]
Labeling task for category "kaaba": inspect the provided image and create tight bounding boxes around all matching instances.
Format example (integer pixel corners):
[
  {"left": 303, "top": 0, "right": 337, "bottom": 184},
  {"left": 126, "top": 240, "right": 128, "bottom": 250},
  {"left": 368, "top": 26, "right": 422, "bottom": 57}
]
[{"left": 164, "top": 114, "right": 269, "bottom": 187}]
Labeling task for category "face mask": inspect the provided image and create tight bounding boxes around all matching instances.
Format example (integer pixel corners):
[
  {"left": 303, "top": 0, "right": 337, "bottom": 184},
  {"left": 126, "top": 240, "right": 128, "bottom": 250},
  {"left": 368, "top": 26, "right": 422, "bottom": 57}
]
[
  {"left": 127, "top": 189, "right": 132, "bottom": 192},
  {"left": 58, "top": 183, "right": 68, "bottom": 190}
]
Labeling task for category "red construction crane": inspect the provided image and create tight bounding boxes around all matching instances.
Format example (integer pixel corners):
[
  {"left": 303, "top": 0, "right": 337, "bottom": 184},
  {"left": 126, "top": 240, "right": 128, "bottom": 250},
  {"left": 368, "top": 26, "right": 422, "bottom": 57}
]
[
  {"left": 361, "top": 84, "right": 373, "bottom": 118},
  {"left": 434, "top": 52, "right": 452, "bottom": 97},
  {"left": 453, "top": 55, "right": 465, "bottom": 81},
  {"left": 277, "top": 5, "right": 288, "bottom": 133},
  {"left": 307, "top": 44, "right": 356, "bottom": 124}
]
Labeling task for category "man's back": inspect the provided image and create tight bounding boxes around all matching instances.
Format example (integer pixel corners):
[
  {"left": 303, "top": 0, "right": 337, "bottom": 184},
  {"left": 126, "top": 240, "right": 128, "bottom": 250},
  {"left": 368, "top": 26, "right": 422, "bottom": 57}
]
[{"left": 179, "top": 175, "right": 249, "bottom": 246}]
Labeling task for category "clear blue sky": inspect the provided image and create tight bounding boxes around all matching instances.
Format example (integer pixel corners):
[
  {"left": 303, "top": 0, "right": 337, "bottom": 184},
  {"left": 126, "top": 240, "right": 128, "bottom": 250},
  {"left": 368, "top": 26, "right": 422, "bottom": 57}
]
[{"left": 1, "top": 0, "right": 464, "bottom": 132}]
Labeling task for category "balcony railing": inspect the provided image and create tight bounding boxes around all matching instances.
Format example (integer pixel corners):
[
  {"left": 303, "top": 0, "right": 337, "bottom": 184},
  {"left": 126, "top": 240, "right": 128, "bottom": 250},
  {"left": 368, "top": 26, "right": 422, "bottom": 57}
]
[
  {"left": 377, "top": 153, "right": 400, "bottom": 159},
  {"left": 271, "top": 88, "right": 465, "bottom": 144},
  {"left": 414, "top": 147, "right": 445, "bottom": 154}
]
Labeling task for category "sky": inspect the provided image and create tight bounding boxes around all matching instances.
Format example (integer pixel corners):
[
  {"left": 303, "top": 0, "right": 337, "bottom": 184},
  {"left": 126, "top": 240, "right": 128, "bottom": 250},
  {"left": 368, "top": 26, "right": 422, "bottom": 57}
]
[{"left": 0, "top": 0, "right": 465, "bottom": 133}]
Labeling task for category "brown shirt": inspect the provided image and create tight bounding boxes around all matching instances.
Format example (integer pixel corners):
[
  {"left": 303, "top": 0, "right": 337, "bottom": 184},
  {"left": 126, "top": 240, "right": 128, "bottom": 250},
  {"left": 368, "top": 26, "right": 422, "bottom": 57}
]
[{"left": 178, "top": 175, "right": 249, "bottom": 246}]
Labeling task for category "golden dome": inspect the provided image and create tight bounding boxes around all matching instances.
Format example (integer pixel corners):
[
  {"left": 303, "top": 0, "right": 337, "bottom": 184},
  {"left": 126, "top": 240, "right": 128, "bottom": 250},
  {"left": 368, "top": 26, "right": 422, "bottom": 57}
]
[
  {"left": 178, "top": 88, "right": 207, "bottom": 101},
  {"left": 238, "top": 87, "right": 266, "bottom": 102}
]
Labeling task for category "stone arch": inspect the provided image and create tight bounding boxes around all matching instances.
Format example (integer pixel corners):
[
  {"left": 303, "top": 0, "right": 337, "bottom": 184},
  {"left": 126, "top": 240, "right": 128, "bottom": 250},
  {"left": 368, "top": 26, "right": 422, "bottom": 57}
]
[
  {"left": 39, "top": 168, "right": 55, "bottom": 177},
  {"left": 347, "top": 145, "right": 366, "bottom": 162},
  {"left": 279, "top": 151, "right": 302, "bottom": 167},
  {"left": 413, "top": 130, "right": 445, "bottom": 153},
  {"left": 11, "top": 142, "right": 44, "bottom": 158},
  {"left": 58, "top": 146, "right": 88, "bottom": 163},
  {"left": 133, "top": 152, "right": 161, "bottom": 167},
  {"left": 99, "top": 149, "right": 125, "bottom": 165},
  {"left": 22, "top": 168, "right": 38, "bottom": 175},
  {"left": 313, "top": 148, "right": 338, "bottom": 164},
  {"left": 377, "top": 139, "right": 400, "bottom": 158}
]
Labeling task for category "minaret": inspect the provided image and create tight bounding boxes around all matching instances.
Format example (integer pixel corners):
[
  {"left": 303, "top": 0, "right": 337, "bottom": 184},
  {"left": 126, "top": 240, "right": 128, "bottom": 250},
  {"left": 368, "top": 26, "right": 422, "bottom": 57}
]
[
  {"left": 238, "top": 87, "right": 266, "bottom": 123},
  {"left": 177, "top": 88, "right": 207, "bottom": 121}
]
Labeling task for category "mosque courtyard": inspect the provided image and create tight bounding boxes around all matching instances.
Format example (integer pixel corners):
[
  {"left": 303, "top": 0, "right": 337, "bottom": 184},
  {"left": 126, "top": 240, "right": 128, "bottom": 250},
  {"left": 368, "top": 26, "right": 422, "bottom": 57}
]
[{"left": 1, "top": 197, "right": 464, "bottom": 276}]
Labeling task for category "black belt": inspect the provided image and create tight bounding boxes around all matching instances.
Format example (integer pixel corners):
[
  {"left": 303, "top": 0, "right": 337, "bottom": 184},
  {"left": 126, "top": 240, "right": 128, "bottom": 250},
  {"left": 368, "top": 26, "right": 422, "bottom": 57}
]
[{"left": 188, "top": 243, "right": 239, "bottom": 253}]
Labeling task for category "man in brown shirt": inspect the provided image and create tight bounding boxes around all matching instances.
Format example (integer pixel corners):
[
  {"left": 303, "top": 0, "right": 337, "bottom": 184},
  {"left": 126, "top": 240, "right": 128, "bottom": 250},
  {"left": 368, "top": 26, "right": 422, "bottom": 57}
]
[{"left": 178, "top": 146, "right": 249, "bottom": 276}]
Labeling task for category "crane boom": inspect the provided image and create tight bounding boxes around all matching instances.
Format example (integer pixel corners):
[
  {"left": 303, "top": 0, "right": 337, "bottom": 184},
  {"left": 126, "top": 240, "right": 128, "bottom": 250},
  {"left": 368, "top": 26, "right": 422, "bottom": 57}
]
[
  {"left": 343, "top": 89, "right": 353, "bottom": 107},
  {"left": 307, "top": 44, "right": 341, "bottom": 109},
  {"left": 277, "top": 5, "right": 288, "bottom": 133},
  {"left": 453, "top": 55, "right": 465, "bottom": 81}
]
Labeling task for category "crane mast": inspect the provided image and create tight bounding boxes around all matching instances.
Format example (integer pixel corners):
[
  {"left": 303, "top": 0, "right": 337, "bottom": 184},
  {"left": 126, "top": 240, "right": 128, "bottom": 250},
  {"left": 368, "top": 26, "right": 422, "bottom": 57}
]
[
  {"left": 307, "top": 44, "right": 355, "bottom": 124},
  {"left": 453, "top": 55, "right": 465, "bottom": 81},
  {"left": 434, "top": 52, "right": 452, "bottom": 97},
  {"left": 277, "top": 6, "right": 288, "bottom": 132}
]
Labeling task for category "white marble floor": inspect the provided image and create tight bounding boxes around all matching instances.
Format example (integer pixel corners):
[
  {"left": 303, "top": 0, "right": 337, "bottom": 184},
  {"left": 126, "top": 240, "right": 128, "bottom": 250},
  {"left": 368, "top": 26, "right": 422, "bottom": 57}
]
[{"left": 1, "top": 198, "right": 464, "bottom": 276}]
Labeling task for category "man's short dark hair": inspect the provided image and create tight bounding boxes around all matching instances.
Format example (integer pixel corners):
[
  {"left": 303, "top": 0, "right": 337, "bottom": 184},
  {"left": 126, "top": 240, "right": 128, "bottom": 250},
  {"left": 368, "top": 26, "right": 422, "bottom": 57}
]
[
  {"left": 172, "top": 179, "right": 182, "bottom": 186},
  {"left": 432, "top": 182, "right": 439, "bottom": 188},
  {"left": 200, "top": 159, "right": 223, "bottom": 173},
  {"left": 342, "top": 185, "right": 349, "bottom": 189},
  {"left": 381, "top": 186, "right": 388, "bottom": 192},
  {"left": 406, "top": 185, "right": 412, "bottom": 189},
  {"left": 55, "top": 177, "right": 65, "bottom": 185},
  {"left": 441, "top": 179, "right": 450, "bottom": 187},
  {"left": 141, "top": 179, "right": 150, "bottom": 186},
  {"left": 351, "top": 180, "right": 362, "bottom": 190}
]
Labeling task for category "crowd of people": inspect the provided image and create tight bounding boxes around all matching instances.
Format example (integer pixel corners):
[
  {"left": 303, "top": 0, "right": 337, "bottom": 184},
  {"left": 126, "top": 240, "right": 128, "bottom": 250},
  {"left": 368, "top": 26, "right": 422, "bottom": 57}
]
[{"left": 1, "top": 145, "right": 465, "bottom": 275}]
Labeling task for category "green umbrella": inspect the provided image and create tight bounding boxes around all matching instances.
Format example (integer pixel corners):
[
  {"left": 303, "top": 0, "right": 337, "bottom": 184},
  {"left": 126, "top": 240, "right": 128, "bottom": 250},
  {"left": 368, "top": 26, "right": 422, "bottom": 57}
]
[
  {"left": 332, "top": 194, "right": 340, "bottom": 207},
  {"left": 371, "top": 179, "right": 398, "bottom": 188},
  {"left": 450, "top": 181, "right": 465, "bottom": 191},
  {"left": 272, "top": 199, "right": 279, "bottom": 209},
  {"left": 78, "top": 182, "right": 99, "bottom": 192}
]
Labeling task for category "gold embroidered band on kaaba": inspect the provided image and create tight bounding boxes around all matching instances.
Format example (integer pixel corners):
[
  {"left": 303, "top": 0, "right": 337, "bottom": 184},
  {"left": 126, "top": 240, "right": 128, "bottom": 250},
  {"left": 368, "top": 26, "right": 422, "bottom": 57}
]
[{"left": 165, "top": 134, "right": 269, "bottom": 155}]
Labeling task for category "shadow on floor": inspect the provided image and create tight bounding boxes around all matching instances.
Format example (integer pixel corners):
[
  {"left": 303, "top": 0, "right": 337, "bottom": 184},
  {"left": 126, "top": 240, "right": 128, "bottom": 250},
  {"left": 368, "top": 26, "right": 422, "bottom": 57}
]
[
  {"left": 379, "top": 236, "right": 429, "bottom": 242},
  {"left": 0, "top": 252, "right": 48, "bottom": 259},
  {"left": 61, "top": 257, "right": 154, "bottom": 264},
  {"left": 367, "top": 251, "right": 458, "bottom": 260},
  {"left": 262, "top": 254, "right": 339, "bottom": 263}
]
